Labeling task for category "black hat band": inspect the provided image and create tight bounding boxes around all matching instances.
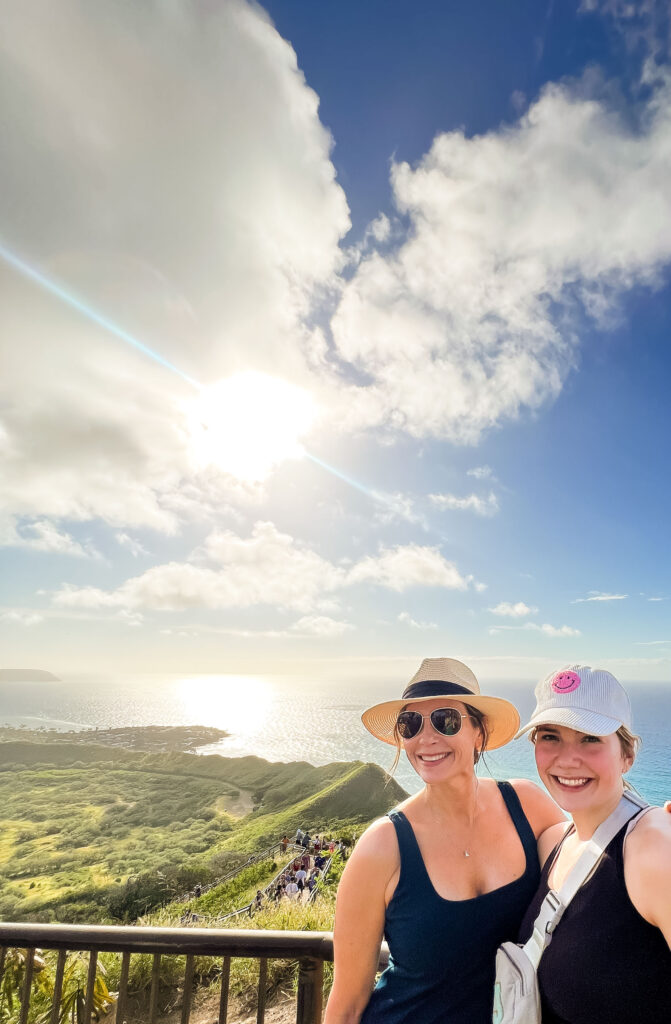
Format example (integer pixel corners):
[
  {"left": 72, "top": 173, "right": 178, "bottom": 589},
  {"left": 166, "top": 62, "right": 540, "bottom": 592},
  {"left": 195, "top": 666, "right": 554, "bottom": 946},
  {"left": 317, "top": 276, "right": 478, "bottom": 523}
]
[{"left": 401, "top": 680, "right": 473, "bottom": 700}]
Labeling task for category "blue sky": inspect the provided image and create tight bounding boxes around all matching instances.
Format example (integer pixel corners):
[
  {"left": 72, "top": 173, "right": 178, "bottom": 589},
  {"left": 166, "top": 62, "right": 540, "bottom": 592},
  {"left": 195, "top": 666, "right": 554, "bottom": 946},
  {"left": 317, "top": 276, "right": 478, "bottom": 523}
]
[{"left": 1, "top": 0, "right": 670, "bottom": 684}]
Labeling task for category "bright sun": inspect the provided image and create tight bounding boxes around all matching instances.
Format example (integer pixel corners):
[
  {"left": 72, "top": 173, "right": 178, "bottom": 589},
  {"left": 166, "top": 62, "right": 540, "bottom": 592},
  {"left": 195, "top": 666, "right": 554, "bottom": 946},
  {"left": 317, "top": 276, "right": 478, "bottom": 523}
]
[{"left": 187, "top": 371, "right": 316, "bottom": 481}]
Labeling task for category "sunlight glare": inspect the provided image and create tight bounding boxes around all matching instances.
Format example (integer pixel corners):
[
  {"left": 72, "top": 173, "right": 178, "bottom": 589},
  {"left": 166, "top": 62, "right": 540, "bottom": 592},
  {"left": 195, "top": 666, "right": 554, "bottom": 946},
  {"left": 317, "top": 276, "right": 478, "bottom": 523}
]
[
  {"left": 188, "top": 371, "right": 315, "bottom": 480},
  {"left": 177, "top": 674, "right": 273, "bottom": 738}
]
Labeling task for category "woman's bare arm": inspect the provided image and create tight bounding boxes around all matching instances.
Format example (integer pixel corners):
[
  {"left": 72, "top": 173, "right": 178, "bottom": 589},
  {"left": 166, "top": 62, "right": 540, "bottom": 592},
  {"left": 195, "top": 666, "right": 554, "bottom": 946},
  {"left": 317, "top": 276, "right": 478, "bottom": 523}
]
[
  {"left": 323, "top": 818, "right": 399, "bottom": 1024},
  {"left": 624, "top": 808, "right": 671, "bottom": 949}
]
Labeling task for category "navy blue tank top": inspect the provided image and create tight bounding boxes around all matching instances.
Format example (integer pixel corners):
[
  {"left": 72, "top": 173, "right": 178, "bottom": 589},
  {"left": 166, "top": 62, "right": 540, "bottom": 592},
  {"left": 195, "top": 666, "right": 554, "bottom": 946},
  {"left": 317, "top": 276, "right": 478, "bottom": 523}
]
[
  {"left": 519, "top": 819, "right": 671, "bottom": 1023},
  {"left": 360, "top": 781, "right": 540, "bottom": 1024}
]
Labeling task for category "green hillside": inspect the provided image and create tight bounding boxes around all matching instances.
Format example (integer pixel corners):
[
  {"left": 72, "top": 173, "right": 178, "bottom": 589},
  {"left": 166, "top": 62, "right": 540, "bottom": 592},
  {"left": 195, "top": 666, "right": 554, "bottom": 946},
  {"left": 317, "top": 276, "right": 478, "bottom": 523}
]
[{"left": 0, "top": 740, "right": 407, "bottom": 923}]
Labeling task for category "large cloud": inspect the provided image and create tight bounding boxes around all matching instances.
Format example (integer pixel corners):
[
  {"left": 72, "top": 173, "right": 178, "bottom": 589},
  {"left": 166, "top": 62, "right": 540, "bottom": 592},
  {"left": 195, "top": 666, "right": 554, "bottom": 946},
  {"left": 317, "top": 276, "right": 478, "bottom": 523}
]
[
  {"left": 0, "top": 0, "right": 349, "bottom": 533},
  {"left": 331, "top": 67, "right": 671, "bottom": 442},
  {"left": 52, "top": 521, "right": 480, "bottom": 613}
]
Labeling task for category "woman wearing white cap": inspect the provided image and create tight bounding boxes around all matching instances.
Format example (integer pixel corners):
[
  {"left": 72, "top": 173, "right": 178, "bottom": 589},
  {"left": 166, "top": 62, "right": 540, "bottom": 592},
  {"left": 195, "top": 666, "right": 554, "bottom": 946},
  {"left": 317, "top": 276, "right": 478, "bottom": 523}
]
[
  {"left": 517, "top": 665, "right": 671, "bottom": 1023},
  {"left": 324, "top": 658, "right": 565, "bottom": 1024}
]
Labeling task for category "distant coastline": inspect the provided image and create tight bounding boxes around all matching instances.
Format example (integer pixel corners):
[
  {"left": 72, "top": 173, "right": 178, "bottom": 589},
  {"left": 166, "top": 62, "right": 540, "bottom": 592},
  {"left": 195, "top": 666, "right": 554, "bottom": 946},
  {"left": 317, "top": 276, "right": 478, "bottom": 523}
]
[
  {"left": 0, "top": 723, "right": 229, "bottom": 753},
  {"left": 0, "top": 669, "right": 61, "bottom": 682}
]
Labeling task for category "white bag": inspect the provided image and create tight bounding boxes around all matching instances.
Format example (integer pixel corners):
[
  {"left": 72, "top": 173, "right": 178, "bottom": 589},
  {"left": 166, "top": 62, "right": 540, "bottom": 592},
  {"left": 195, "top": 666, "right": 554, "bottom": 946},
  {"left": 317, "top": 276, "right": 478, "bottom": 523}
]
[
  {"left": 492, "top": 940, "right": 542, "bottom": 1024},
  {"left": 492, "top": 790, "right": 648, "bottom": 1024}
]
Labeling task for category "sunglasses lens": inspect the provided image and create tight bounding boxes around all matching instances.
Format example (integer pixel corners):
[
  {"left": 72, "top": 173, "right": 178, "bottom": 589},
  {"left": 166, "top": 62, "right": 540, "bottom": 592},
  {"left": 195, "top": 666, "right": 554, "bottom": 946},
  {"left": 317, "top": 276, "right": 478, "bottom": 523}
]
[
  {"left": 430, "top": 708, "right": 462, "bottom": 735},
  {"left": 396, "top": 711, "right": 423, "bottom": 739}
]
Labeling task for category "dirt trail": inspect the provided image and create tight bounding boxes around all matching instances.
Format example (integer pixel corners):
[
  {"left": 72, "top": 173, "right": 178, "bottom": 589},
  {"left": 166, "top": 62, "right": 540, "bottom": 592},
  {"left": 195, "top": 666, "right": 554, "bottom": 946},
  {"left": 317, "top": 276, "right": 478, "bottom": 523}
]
[
  {"left": 114, "top": 988, "right": 299, "bottom": 1024},
  {"left": 215, "top": 787, "right": 254, "bottom": 818}
]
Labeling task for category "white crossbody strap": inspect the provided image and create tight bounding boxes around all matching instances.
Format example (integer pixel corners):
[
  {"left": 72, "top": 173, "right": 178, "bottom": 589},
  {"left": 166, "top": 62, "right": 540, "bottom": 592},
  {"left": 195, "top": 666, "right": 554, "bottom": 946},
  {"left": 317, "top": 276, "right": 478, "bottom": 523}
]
[{"left": 523, "top": 789, "right": 648, "bottom": 969}]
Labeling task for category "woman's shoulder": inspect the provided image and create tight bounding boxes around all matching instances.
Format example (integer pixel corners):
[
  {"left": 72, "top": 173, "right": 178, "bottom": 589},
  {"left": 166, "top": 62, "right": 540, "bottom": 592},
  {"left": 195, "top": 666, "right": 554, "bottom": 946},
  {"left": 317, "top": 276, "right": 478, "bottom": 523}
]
[
  {"left": 624, "top": 807, "right": 671, "bottom": 935},
  {"left": 349, "top": 813, "right": 400, "bottom": 861},
  {"left": 625, "top": 806, "right": 671, "bottom": 864},
  {"left": 506, "top": 778, "right": 567, "bottom": 837}
]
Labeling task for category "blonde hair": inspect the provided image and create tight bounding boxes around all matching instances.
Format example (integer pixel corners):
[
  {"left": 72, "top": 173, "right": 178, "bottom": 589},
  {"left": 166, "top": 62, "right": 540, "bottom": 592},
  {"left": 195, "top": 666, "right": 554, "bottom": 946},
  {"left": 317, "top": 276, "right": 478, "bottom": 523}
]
[{"left": 386, "top": 702, "right": 489, "bottom": 781}]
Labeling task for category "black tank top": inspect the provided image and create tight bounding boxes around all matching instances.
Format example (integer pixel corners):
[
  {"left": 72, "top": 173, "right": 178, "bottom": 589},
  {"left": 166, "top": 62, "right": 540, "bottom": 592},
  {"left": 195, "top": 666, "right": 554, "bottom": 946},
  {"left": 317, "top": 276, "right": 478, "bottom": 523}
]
[
  {"left": 519, "top": 819, "right": 671, "bottom": 1024},
  {"left": 361, "top": 781, "right": 540, "bottom": 1024}
]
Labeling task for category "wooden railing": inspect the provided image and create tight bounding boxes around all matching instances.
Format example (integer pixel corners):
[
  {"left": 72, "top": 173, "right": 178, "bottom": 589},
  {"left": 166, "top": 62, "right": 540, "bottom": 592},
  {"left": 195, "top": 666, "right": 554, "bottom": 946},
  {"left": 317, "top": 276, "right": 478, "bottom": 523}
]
[{"left": 0, "top": 922, "right": 389, "bottom": 1024}]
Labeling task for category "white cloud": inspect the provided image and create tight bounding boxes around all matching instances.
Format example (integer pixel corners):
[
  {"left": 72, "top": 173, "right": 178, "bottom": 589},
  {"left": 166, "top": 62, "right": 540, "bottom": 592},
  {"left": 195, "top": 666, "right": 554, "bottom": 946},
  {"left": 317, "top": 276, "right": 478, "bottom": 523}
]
[
  {"left": 490, "top": 601, "right": 538, "bottom": 618},
  {"left": 0, "top": 518, "right": 99, "bottom": 559},
  {"left": 347, "top": 543, "right": 478, "bottom": 592},
  {"left": 490, "top": 622, "right": 581, "bottom": 637},
  {"left": 0, "top": 0, "right": 349, "bottom": 533},
  {"left": 52, "top": 522, "right": 479, "bottom": 613},
  {"left": 536, "top": 623, "right": 581, "bottom": 638},
  {"left": 398, "top": 611, "right": 438, "bottom": 630},
  {"left": 467, "top": 465, "right": 493, "bottom": 480},
  {"left": 572, "top": 591, "right": 628, "bottom": 603},
  {"left": 634, "top": 639, "right": 671, "bottom": 646},
  {"left": 647, "top": 596, "right": 665, "bottom": 602},
  {"left": 56, "top": 521, "right": 345, "bottom": 614},
  {"left": 371, "top": 490, "right": 428, "bottom": 528},
  {"left": 0, "top": 609, "right": 44, "bottom": 626},
  {"left": 330, "top": 67, "right": 671, "bottom": 443},
  {"left": 116, "top": 533, "right": 149, "bottom": 558},
  {"left": 290, "top": 615, "right": 353, "bottom": 637},
  {"left": 429, "top": 492, "right": 499, "bottom": 516}
]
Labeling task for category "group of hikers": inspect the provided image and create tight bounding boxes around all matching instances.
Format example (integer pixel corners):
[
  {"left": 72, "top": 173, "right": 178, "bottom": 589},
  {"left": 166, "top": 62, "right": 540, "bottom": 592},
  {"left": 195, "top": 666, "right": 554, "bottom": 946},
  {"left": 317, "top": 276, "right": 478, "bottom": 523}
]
[
  {"left": 279, "top": 828, "right": 350, "bottom": 858},
  {"left": 255, "top": 827, "right": 350, "bottom": 908}
]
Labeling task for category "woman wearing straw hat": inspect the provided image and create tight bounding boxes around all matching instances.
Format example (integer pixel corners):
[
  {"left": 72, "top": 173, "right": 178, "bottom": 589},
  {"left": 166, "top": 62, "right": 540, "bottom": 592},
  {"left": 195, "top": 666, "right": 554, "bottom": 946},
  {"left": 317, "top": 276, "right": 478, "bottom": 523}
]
[
  {"left": 516, "top": 665, "right": 671, "bottom": 1024},
  {"left": 324, "top": 657, "right": 565, "bottom": 1024}
]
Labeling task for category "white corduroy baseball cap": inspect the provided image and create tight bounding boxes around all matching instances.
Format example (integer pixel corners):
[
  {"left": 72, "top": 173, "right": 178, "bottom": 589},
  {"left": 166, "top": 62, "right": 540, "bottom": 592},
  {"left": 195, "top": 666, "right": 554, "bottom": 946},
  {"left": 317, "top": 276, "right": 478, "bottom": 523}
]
[{"left": 516, "top": 664, "right": 632, "bottom": 738}]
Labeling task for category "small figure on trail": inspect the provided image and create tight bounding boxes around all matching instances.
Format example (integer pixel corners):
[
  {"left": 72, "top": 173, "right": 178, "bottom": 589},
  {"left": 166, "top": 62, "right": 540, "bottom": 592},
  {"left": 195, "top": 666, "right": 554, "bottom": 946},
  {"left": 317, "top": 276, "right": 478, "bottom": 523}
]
[{"left": 280, "top": 834, "right": 289, "bottom": 853}]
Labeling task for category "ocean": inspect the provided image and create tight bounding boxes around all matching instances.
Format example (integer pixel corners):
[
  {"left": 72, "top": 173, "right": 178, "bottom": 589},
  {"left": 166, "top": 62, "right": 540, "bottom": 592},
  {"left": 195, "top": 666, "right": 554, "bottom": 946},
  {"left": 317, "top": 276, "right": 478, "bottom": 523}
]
[{"left": 0, "top": 673, "right": 669, "bottom": 806}]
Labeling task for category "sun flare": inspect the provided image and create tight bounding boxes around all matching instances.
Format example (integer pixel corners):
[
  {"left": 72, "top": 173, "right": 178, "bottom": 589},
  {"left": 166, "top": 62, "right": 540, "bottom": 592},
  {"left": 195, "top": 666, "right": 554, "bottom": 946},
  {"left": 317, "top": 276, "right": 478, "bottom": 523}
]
[{"left": 187, "top": 371, "right": 315, "bottom": 481}]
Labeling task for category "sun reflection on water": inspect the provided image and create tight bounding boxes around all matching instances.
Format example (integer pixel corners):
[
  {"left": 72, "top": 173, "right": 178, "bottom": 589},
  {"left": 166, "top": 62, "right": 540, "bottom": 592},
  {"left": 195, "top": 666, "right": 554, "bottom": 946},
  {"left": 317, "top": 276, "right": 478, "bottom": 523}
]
[{"left": 175, "top": 674, "right": 274, "bottom": 738}]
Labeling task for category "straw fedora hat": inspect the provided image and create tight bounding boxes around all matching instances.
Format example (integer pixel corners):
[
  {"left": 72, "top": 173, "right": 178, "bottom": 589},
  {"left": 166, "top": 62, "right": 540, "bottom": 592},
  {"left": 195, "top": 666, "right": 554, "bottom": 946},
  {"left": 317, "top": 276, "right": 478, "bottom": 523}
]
[{"left": 361, "top": 657, "right": 520, "bottom": 750}]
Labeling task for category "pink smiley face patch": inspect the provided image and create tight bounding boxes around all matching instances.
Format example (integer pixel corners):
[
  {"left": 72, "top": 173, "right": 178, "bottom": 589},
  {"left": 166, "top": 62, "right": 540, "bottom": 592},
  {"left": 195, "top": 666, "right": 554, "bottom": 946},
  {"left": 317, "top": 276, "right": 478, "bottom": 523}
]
[{"left": 551, "top": 670, "right": 581, "bottom": 694}]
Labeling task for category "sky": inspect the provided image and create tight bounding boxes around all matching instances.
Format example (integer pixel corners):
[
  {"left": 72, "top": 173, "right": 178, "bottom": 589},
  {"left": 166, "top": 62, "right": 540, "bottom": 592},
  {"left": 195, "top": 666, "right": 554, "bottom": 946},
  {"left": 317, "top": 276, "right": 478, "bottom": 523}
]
[{"left": 1, "top": 0, "right": 671, "bottom": 685}]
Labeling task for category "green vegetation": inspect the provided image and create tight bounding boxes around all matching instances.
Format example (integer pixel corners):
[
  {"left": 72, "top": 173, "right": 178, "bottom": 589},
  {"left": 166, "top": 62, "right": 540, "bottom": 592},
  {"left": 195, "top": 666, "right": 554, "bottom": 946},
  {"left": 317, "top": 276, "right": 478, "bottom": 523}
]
[
  {"left": 0, "top": 728, "right": 378, "bottom": 1024},
  {"left": 0, "top": 739, "right": 406, "bottom": 924}
]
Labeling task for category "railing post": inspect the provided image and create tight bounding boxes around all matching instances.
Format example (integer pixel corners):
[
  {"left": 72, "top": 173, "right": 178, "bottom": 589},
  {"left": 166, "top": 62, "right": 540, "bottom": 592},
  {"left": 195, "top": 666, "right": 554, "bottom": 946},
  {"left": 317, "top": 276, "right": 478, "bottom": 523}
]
[
  {"left": 18, "top": 948, "right": 35, "bottom": 1024},
  {"left": 115, "top": 951, "right": 131, "bottom": 1024},
  {"left": 256, "top": 957, "right": 268, "bottom": 1023},
  {"left": 296, "top": 956, "right": 323, "bottom": 1024}
]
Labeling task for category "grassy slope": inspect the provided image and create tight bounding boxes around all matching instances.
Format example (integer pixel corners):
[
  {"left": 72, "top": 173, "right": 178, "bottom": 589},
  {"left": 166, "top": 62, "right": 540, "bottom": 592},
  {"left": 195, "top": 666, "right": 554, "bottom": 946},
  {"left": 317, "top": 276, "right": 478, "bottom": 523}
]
[{"left": 0, "top": 743, "right": 407, "bottom": 922}]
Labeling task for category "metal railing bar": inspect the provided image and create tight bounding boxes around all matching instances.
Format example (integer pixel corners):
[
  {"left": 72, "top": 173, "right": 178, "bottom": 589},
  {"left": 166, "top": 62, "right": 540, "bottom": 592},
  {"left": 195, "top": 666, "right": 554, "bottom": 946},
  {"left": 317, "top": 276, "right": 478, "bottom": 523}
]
[
  {"left": 0, "top": 923, "right": 342, "bottom": 960},
  {"left": 180, "top": 953, "right": 194, "bottom": 1024},
  {"left": 149, "top": 952, "right": 161, "bottom": 1023},
  {"left": 115, "top": 950, "right": 130, "bottom": 1024},
  {"left": 218, "top": 955, "right": 231, "bottom": 1024},
  {"left": 18, "top": 947, "right": 35, "bottom": 1024},
  {"left": 49, "top": 949, "right": 67, "bottom": 1024},
  {"left": 83, "top": 948, "right": 98, "bottom": 1024},
  {"left": 256, "top": 957, "right": 267, "bottom": 1024}
]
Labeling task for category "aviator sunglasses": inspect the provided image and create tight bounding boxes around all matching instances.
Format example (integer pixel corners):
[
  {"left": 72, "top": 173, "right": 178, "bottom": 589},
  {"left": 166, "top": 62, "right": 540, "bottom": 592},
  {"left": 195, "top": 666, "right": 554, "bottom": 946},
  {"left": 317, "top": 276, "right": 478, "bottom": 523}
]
[{"left": 396, "top": 706, "right": 472, "bottom": 740}]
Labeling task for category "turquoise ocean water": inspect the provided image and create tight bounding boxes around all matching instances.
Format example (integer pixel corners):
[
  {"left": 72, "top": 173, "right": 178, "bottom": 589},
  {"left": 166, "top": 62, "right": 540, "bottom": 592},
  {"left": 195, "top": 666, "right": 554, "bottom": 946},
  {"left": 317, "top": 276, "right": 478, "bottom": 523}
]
[{"left": 0, "top": 674, "right": 669, "bottom": 806}]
